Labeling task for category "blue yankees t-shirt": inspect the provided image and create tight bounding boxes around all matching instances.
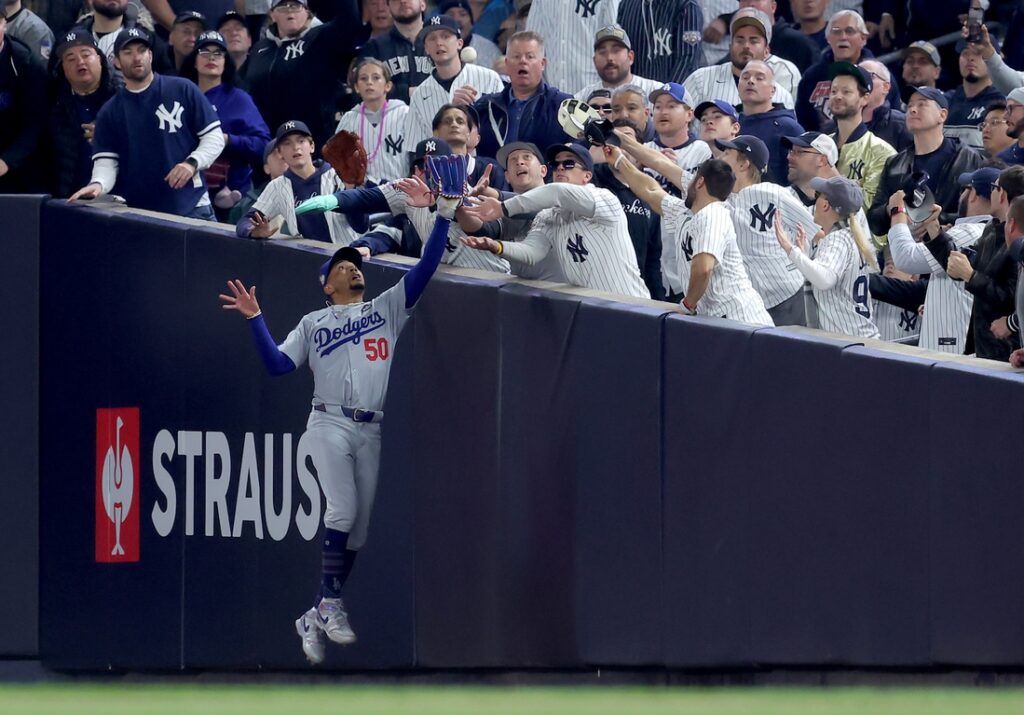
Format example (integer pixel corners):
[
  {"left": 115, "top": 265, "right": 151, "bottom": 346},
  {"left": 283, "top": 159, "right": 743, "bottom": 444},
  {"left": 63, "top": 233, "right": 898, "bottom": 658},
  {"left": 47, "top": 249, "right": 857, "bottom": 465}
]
[{"left": 92, "top": 74, "right": 221, "bottom": 216}]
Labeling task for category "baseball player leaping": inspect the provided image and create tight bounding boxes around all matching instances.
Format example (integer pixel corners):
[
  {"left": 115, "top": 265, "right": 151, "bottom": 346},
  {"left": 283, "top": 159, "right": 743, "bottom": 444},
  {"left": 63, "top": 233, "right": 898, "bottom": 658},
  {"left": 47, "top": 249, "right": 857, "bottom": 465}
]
[
  {"left": 774, "top": 176, "right": 881, "bottom": 339},
  {"left": 218, "top": 155, "right": 468, "bottom": 665}
]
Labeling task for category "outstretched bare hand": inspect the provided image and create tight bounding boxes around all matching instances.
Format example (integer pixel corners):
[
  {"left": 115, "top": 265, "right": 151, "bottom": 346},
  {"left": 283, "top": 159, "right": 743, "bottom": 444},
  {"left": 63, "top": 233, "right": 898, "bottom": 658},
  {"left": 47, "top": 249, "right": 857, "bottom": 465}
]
[{"left": 219, "top": 279, "right": 261, "bottom": 318}]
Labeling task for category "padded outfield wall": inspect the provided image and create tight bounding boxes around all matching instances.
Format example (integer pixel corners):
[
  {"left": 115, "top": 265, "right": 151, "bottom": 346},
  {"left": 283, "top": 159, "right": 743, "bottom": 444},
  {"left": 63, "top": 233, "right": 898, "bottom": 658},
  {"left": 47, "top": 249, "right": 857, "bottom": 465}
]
[{"left": 3, "top": 196, "right": 1024, "bottom": 670}]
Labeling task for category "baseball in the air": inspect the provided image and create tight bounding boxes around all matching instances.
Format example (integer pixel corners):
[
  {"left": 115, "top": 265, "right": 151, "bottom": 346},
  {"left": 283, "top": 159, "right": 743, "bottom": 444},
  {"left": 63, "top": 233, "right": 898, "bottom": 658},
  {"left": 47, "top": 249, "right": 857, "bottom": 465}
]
[{"left": 460, "top": 46, "right": 477, "bottom": 64}]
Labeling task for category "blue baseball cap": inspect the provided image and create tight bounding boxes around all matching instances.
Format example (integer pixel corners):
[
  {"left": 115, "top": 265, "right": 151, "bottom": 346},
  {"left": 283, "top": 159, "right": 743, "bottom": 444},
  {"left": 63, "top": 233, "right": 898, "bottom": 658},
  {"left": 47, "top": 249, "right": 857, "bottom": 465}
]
[
  {"left": 545, "top": 142, "right": 595, "bottom": 172},
  {"left": 195, "top": 30, "right": 227, "bottom": 51},
  {"left": 715, "top": 135, "right": 769, "bottom": 175},
  {"left": 113, "top": 26, "right": 153, "bottom": 54},
  {"left": 320, "top": 247, "right": 363, "bottom": 287},
  {"left": 911, "top": 86, "right": 949, "bottom": 110},
  {"left": 173, "top": 10, "right": 207, "bottom": 28},
  {"left": 413, "top": 137, "right": 453, "bottom": 164},
  {"left": 648, "top": 82, "right": 694, "bottom": 108},
  {"left": 695, "top": 99, "right": 739, "bottom": 121},
  {"left": 419, "top": 14, "right": 462, "bottom": 42},
  {"left": 274, "top": 120, "right": 313, "bottom": 141},
  {"left": 958, "top": 167, "right": 1001, "bottom": 199}
]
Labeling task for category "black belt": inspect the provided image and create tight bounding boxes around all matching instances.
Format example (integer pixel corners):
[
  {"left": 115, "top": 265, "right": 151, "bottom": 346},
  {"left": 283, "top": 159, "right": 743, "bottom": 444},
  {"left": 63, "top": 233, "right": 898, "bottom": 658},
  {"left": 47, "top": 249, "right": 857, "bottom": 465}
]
[{"left": 313, "top": 403, "right": 384, "bottom": 423}]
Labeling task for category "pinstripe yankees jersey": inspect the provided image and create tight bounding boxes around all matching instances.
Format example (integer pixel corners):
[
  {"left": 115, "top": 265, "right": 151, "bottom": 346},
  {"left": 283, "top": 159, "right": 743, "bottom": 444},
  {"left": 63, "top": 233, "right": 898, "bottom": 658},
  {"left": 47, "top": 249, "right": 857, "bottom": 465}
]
[
  {"left": 252, "top": 166, "right": 362, "bottom": 244},
  {"left": 501, "top": 182, "right": 650, "bottom": 298},
  {"left": 888, "top": 218, "right": 986, "bottom": 352},
  {"left": 379, "top": 182, "right": 512, "bottom": 273},
  {"left": 575, "top": 74, "right": 663, "bottom": 104},
  {"left": 644, "top": 138, "right": 711, "bottom": 192},
  {"left": 526, "top": 0, "right": 621, "bottom": 96},
  {"left": 661, "top": 197, "right": 773, "bottom": 324},
  {"left": 798, "top": 225, "right": 880, "bottom": 338},
  {"left": 729, "top": 183, "right": 820, "bottom": 308},
  {"left": 337, "top": 100, "right": 411, "bottom": 184},
  {"left": 683, "top": 61, "right": 796, "bottom": 110},
  {"left": 872, "top": 300, "right": 921, "bottom": 342},
  {"left": 616, "top": 0, "right": 704, "bottom": 85},
  {"left": 403, "top": 64, "right": 505, "bottom": 149}
]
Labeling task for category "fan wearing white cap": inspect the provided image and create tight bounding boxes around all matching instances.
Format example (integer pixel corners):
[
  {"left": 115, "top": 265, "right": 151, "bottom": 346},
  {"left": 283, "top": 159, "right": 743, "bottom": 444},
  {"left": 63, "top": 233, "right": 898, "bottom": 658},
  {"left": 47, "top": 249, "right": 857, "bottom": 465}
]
[
  {"left": 682, "top": 8, "right": 796, "bottom": 113},
  {"left": 774, "top": 175, "right": 881, "bottom": 338},
  {"left": 998, "top": 87, "right": 1024, "bottom": 166}
]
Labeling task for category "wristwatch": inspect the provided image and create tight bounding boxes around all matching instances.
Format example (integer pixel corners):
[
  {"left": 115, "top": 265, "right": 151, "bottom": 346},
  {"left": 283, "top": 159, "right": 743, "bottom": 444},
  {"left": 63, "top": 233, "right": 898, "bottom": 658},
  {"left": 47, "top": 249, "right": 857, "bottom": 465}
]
[
  {"left": 185, "top": 157, "right": 199, "bottom": 173},
  {"left": 889, "top": 205, "right": 905, "bottom": 216}
]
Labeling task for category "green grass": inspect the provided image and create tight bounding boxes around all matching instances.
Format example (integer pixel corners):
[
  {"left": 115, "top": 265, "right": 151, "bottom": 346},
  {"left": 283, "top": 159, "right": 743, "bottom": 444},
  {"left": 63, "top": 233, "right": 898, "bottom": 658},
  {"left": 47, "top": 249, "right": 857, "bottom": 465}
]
[{"left": 2, "top": 684, "right": 1024, "bottom": 715}]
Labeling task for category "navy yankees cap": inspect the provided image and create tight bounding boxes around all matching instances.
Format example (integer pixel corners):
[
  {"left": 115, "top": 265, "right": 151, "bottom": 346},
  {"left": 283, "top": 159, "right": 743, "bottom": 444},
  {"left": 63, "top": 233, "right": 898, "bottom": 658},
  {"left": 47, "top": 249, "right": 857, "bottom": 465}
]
[
  {"left": 56, "top": 28, "right": 99, "bottom": 60},
  {"left": 829, "top": 60, "right": 872, "bottom": 93},
  {"left": 496, "top": 141, "right": 544, "bottom": 168},
  {"left": 695, "top": 99, "right": 738, "bottom": 121},
  {"left": 545, "top": 142, "right": 595, "bottom": 172},
  {"left": 419, "top": 14, "right": 462, "bottom": 42},
  {"left": 910, "top": 86, "right": 949, "bottom": 110},
  {"left": 715, "top": 135, "right": 769, "bottom": 175},
  {"left": 320, "top": 247, "right": 363, "bottom": 287},
  {"left": 173, "top": 10, "right": 207, "bottom": 27},
  {"left": 275, "top": 120, "right": 313, "bottom": 141},
  {"left": 195, "top": 30, "right": 227, "bottom": 51},
  {"left": 216, "top": 10, "right": 247, "bottom": 29},
  {"left": 413, "top": 137, "right": 453, "bottom": 164},
  {"left": 809, "top": 176, "right": 863, "bottom": 216},
  {"left": 958, "top": 167, "right": 1001, "bottom": 199},
  {"left": 113, "top": 26, "right": 153, "bottom": 54}
]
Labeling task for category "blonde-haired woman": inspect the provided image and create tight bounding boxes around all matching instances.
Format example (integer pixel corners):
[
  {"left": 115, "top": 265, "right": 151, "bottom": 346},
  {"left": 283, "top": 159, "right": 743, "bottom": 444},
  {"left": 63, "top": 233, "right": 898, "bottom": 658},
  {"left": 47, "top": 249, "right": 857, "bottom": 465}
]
[{"left": 775, "top": 176, "right": 881, "bottom": 339}]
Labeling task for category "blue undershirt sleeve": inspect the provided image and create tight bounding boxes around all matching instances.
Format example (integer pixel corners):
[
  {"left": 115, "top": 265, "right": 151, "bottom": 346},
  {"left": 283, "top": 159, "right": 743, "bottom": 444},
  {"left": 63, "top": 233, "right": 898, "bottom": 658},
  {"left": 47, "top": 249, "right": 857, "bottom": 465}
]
[
  {"left": 403, "top": 215, "right": 450, "bottom": 309},
  {"left": 247, "top": 314, "right": 297, "bottom": 376}
]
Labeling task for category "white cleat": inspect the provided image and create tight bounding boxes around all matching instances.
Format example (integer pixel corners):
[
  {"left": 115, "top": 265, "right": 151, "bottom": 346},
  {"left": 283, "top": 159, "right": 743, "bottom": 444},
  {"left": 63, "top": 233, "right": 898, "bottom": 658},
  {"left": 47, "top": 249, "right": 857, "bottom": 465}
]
[
  {"left": 295, "top": 607, "right": 326, "bottom": 665},
  {"left": 316, "top": 597, "right": 357, "bottom": 645}
]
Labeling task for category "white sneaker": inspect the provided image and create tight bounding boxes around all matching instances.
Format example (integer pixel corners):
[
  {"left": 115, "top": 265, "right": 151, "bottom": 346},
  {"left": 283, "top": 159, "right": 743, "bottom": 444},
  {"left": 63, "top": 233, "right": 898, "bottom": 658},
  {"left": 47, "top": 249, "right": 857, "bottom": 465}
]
[
  {"left": 295, "top": 607, "right": 326, "bottom": 664},
  {"left": 316, "top": 597, "right": 357, "bottom": 645}
]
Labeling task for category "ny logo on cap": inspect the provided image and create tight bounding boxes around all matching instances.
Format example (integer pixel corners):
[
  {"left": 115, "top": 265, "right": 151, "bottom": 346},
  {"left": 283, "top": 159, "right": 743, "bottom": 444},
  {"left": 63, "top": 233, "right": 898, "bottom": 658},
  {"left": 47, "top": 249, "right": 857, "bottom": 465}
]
[
  {"left": 431, "top": 15, "right": 441, "bottom": 24},
  {"left": 66, "top": 32, "right": 77, "bottom": 41},
  {"left": 425, "top": 140, "right": 437, "bottom": 152},
  {"left": 284, "top": 121, "right": 296, "bottom": 130},
  {"left": 127, "top": 28, "right": 142, "bottom": 37},
  {"left": 188, "top": 11, "right": 202, "bottom": 17}
]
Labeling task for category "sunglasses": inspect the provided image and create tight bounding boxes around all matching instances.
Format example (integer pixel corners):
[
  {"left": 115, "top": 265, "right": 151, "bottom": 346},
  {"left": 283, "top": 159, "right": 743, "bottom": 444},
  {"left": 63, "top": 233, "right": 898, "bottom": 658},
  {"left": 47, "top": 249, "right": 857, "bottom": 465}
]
[
  {"left": 550, "top": 159, "right": 580, "bottom": 170},
  {"left": 591, "top": 105, "right": 613, "bottom": 114}
]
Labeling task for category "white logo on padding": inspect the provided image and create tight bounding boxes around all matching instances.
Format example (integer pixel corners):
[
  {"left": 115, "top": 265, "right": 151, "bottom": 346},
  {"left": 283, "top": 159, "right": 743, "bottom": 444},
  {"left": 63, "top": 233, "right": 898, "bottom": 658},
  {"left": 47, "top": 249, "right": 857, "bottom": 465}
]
[
  {"left": 155, "top": 101, "right": 184, "bottom": 133},
  {"left": 101, "top": 416, "right": 135, "bottom": 556}
]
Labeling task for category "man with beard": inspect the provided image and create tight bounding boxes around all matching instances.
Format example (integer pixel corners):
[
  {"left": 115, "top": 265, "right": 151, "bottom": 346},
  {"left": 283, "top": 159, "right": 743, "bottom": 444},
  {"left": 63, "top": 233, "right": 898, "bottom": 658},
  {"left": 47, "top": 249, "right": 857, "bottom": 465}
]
[
  {"left": 610, "top": 84, "right": 654, "bottom": 141},
  {"left": 867, "top": 87, "right": 983, "bottom": 237},
  {"left": 48, "top": 30, "right": 119, "bottom": 198},
  {"left": 705, "top": 0, "right": 818, "bottom": 78},
  {"left": 828, "top": 62, "right": 895, "bottom": 217},
  {"left": 73, "top": 0, "right": 173, "bottom": 75},
  {"left": 859, "top": 59, "right": 912, "bottom": 153},
  {"left": 796, "top": 10, "right": 901, "bottom": 131},
  {"left": 69, "top": 27, "right": 225, "bottom": 218},
  {"left": 645, "top": 82, "right": 711, "bottom": 195},
  {"left": 574, "top": 25, "right": 660, "bottom": 106},
  {"left": 900, "top": 41, "right": 940, "bottom": 107},
  {"left": 358, "top": 0, "right": 432, "bottom": 104},
  {"left": 999, "top": 88, "right": 1024, "bottom": 166},
  {"left": 686, "top": 8, "right": 796, "bottom": 110},
  {"left": 737, "top": 59, "right": 803, "bottom": 186},
  {"left": 944, "top": 39, "right": 1005, "bottom": 152},
  {"left": 2, "top": 0, "right": 53, "bottom": 62}
]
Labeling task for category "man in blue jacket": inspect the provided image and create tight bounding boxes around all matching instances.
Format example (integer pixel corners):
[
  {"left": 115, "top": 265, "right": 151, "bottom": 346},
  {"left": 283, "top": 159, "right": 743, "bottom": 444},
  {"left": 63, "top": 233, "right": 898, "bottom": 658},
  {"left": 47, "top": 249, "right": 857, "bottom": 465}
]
[
  {"left": 472, "top": 30, "right": 572, "bottom": 160},
  {"left": 738, "top": 60, "right": 803, "bottom": 185}
]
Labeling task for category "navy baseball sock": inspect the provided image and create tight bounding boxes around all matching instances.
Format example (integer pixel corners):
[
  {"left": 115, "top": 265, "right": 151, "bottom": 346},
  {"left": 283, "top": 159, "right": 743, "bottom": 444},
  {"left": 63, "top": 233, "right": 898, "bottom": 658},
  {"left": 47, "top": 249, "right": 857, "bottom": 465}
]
[
  {"left": 337, "top": 549, "right": 359, "bottom": 587},
  {"left": 320, "top": 528, "right": 349, "bottom": 599}
]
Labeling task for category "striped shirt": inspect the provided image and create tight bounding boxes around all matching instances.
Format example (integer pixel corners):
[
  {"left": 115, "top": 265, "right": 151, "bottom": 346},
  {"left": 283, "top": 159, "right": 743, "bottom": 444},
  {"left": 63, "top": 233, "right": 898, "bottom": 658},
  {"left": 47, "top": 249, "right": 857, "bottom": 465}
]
[
  {"left": 617, "top": 0, "right": 705, "bottom": 84},
  {"left": 526, "top": 0, "right": 621, "bottom": 96},
  {"left": 404, "top": 64, "right": 505, "bottom": 150},
  {"left": 729, "top": 182, "right": 820, "bottom": 308},
  {"left": 683, "top": 60, "right": 796, "bottom": 111},
  {"left": 251, "top": 166, "right": 362, "bottom": 244},
  {"left": 337, "top": 100, "right": 411, "bottom": 184},
  {"left": 662, "top": 196, "right": 773, "bottom": 325},
  {"left": 575, "top": 74, "right": 663, "bottom": 104}
]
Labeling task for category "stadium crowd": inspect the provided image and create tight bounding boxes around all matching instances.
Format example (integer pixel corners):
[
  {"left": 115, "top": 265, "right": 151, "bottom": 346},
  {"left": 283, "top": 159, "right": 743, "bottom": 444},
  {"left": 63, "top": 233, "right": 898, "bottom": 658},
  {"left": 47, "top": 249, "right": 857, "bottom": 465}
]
[{"left": 4, "top": 0, "right": 1024, "bottom": 363}]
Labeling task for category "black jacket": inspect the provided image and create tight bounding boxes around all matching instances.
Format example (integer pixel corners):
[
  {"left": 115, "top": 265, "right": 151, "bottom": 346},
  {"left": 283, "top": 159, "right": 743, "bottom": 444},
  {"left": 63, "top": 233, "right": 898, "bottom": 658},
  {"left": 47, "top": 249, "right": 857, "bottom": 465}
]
[
  {"left": 867, "top": 137, "right": 983, "bottom": 236},
  {"left": 239, "top": 6, "right": 366, "bottom": 146},
  {"left": 47, "top": 55, "right": 119, "bottom": 197},
  {"left": 925, "top": 219, "right": 1020, "bottom": 360},
  {"left": 865, "top": 104, "right": 913, "bottom": 153},
  {"left": 0, "top": 35, "right": 47, "bottom": 192},
  {"left": 594, "top": 164, "right": 664, "bottom": 300},
  {"left": 357, "top": 25, "right": 432, "bottom": 105}
]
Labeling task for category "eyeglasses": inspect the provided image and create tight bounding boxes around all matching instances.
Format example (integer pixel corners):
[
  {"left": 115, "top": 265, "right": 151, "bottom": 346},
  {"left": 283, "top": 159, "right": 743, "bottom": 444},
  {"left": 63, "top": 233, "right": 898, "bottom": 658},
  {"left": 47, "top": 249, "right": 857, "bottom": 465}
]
[
  {"left": 979, "top": 118, "right": 1007, "bottom": 129},
  {"left": 788, "top": 147, "right": 820, "bottom": 157},
  {"left": 550, "top": 159, "right": 579, "bottom": 170},
  {"left": 198, "top": 48, "right": 225, "bottom": 58},
  {"left": 829, "top": 26, "right": 864, "bottom": 37},
  {"left": 992, "top": 183, "right": 1002, "bottom": 192}
]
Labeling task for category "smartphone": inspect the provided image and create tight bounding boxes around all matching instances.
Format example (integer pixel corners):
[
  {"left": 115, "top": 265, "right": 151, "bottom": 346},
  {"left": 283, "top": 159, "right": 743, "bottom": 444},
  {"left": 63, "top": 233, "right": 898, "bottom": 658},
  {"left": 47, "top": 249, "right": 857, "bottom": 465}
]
[{"left": 968, "top": 4, "right": 984, "bottom": 43}]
